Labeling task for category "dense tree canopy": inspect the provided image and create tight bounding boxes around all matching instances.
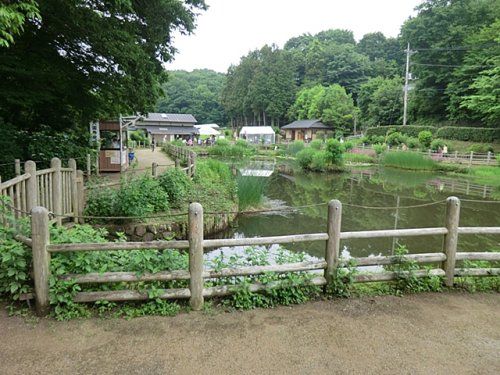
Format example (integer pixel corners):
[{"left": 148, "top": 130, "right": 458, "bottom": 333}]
[
  {"left": 0, "top": 0, "right": 206, "bottom": 132},
  {"left": 156, "top": 69, "right": 226, "bottom": 124},
  {"left": 358, "top": 77, "right": 403, "bottom": 126}
]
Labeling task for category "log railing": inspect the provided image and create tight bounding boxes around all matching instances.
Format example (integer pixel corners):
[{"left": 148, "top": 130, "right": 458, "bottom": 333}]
[
  {"left": 163, "top": 143, "right": 196, "bottom": 177},
  {"left": 20, "top": 196, "right": 500, "bottom": 316},
  {"left": 0, "top": 158, "right": 83, "bottom": 224}
]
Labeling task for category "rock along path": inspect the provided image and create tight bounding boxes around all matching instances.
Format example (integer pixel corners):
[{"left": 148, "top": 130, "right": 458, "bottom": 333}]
[{"left": 0, "top": 292, "right": 499, "bottom": 374}]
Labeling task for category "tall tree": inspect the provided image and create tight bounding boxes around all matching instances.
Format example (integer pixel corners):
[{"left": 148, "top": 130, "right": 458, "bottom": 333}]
[{"left": 0, "top": 0, "right": 206, "bottom": 132}]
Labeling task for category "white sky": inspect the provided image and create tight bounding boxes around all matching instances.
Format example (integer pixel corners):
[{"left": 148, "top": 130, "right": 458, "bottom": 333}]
[{"left": 167, "top": 0, "right": 423, "bottom": 73}]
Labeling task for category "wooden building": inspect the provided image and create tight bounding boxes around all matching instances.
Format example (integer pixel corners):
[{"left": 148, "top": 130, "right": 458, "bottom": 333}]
[
  {"left": 281, "top": 119, "right": 330, "bottom": 141},
  {"left": 133, "top": 113, "right": 199, "bottom": 144},
  {"left": 97, "top": 119, "right": 129, "bottom": 173}
]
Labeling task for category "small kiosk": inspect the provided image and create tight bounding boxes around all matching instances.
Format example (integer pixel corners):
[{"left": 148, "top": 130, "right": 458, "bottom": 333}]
[{"left": 95, "top": 116, "right": 140, "bottom": 173}]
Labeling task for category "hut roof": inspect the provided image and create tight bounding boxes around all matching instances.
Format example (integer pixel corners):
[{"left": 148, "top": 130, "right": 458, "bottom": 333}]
[{"left": 281, "top": 120, "right": 329, "bottom": 130}]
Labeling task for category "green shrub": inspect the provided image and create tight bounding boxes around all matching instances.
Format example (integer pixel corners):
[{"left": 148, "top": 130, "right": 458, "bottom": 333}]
[
  {"left": 158, "top": 168, "right": 192, "bottom": 208},
  {"left": 436, "top": 127, "right": 500, "bottom": 142},
  {"left": 373, "top": 143, "right": 386, "bottom": 155},
  {"left": 85, "top": 175, "right": 169, "bottom": 219},
  {"left": 309, "top": 139, "right": 323, "bottom": 150},
  {"left": 310, "top": 151, "right": 328, "bottom": 171},
  {"left": 215, "top": 138, "right": 230, "bottom": 147},
  {"left": 382, "top": 151, "right": 436, "bottom": 170},
  {"left": 386, "top": 132, "right": 407, "bottom": 146},
  {"left": 287, "top": 140, "right": 305, "bottom": 156},
  {"left": 466, "top": 143, "right": 494, "bottom": 153},
  {"left": 325, "top": 139, "right": 343, "bottom": 165},
  {"left": 406, "top": 137, "right": 420, "bottom": 149},
  {"left": 430, "top": 139, "right": 446, "bottom": 151},
  {"left": 418, "top": 131, "right": 433, "bottom": 148},
  {"left": 365, "top": 125, "right": 436, "bottom": 138},
  {"left": 342, "top": 141, "right": 354, "bottom": 151},
  {"left": 296, "top": 148, "right": 316, "bottom": 170}
]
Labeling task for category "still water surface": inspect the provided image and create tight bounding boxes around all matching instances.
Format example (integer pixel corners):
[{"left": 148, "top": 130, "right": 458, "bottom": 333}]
[{"left": 211, "top": 161, "right": 500, "bottom": 260}]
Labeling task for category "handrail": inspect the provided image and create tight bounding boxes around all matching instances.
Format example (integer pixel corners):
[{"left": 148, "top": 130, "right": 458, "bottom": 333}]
[{"left": 0, "top": 173, "right": 31, "bottom": 190}]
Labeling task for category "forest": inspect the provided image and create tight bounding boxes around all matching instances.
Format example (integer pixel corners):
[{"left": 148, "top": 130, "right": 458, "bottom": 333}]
[{"left": 158, "top": 0, "right": 499, "bottom": 131}]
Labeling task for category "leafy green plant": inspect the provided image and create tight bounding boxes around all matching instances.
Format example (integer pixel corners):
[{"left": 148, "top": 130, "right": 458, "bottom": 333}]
[
  {"left": 430, "top": 138, "right": 446, "bottom": 151},
  {"left": 373, "top": 143, "right": 386, "bottom": 155},
  {"left": 325, "top": 139, "right": 344, "bottom": 165},
  {"left": 327, "top": 259, "right": 357, "bottom": 298},
  {"left": 296, "top": 148, "right": 316, "bottom": 170},
  {"left": 343, "top": 153, "right": 375, "bottom": 164},
  {"left": 309, "top": 139, "right": 323, "bottom": 150},
  {"left": 385, "top": 245, "right": 443, "bottom": 295},
  {"left": 386, "top": 131, "right": 407, "bottom": 146},
  {"left": 418, "top": 130, "right": 433, "bottom": 148},
  {"left": 310, "top": 150, "right": 328, "bottom": 171},
  {"left": 158, "top": 168, "right": 192, "bottom": 208},
  {"left": 406, "top": 137, "right": 420, "bottom": 149}
]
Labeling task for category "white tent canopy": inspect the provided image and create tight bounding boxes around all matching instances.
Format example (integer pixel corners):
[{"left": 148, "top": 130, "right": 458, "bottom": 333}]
[
  {"left": 239, "top": 126, "right": 276, "bottom": 144},
  {"left": 194, "top": 124, "right": 220, "bottom": 136},
  {"left": 200, "top": 123, "right": 220, "bottom": 129}
]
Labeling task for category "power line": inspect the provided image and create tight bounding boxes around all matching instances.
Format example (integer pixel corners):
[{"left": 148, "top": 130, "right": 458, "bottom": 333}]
[
  {"left": 409, "top": 43, "right": 499, "bottom": 52},
  {"left": 412, "top": 63, "right": 492, "bottom": 69}
]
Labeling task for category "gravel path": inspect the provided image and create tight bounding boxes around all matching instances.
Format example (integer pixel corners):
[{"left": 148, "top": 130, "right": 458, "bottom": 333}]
[{"left": 0, "top": 292, "right": 499, "bottom": 374}]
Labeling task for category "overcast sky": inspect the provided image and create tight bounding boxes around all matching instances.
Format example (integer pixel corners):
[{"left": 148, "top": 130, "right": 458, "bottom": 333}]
[{"left": 167, "top": 0, "right": 423, "bottom": 73}]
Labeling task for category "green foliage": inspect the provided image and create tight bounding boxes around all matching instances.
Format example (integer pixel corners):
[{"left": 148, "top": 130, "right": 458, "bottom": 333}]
[
  {"left": 237, "top": 176, "right": 267, "bottom": 210},
  {"left": 373, "top": 143, "right": 386, "bottom": 155},
  {"left": 365, "top": 125, "right": 437, "bottom": 139},
  {"left": 0, "top": 0, "right": 40, "bottom": 47},
  {"left": 406, "top": 137, "right": 420, "bottom": 149},
  {"left": 435, "top": 127, "right": 500, "bottom": 143},
  {"left": 129, "top": 130, "right": 149, "bottom": 146},
  {"left": 296, "top": 148, "right": 316, "bottom": 170},
  {"left": 385, "top": 245, "right": 443, "bottom": 295},
  {"left": 466, "top": 144, "right": 494, "bottom": 153},
  {"left": 85, "top": 174, "right": 169, "bottom": 220},
  {"left": 157, "top": 69, "right": 227, "bottom": 124},
  {"left": 382, "top": 151, "right": 436, "bottom": 170},
  {"left": 158, "top": 168, "right": 192, "bottom": 208},
  {"left": 430, "top": 139, "right": 446, "bottom": 151},
  {"left": 418, "top": 131, "right": 433, "bottom": 148},
  {"left": 212, "top": 247, "right": 320, "bottom": 310},
  {"left": 288, "top": 84, "right": 356, "bottom": 131},
  {"left": 386, "top": 131, "right": 407, "bottom": 146},
  {"left": 455, "top": 258, "right": 500, "bottom": 292},
  {"left": 326, "top": 260, "right": 357, "bottom": 298},
  {"left": 287, "top": 140, "right": 305, "bottom": 156},
  {"left": 309, "top": 139, "right": 323, "bottom": 150},
  {"left": 325, "top": 139, "right": 344, "bottom": 165},
  {"left": 209, "top": 140, "right": 254, "bottom": 158},
  {"left": 0, "top": 1, "right": 206, "bottom": 137},
  {"left": 343, "top": 153, "right": 375, "bottom": 164},
  {"left": 358, "top": 77, "right": 403, "bottom": 127},
  {"left": 310, "top": 151, "right": 328, "bottom": 171}
]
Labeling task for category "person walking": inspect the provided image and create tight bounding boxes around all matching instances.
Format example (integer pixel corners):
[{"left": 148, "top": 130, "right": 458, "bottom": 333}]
[{"left": 151, "top": 139, "right": 156, "bottom": 152}]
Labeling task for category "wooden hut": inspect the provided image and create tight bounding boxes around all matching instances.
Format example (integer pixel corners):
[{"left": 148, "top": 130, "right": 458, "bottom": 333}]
[{"left": 281, "top": 119, "right": 330, "bottom": 141}]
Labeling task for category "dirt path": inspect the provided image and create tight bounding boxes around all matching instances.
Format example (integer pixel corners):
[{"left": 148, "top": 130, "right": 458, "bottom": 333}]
[{"left": 0, "top": 292, "right": 499, "bottom": 375}]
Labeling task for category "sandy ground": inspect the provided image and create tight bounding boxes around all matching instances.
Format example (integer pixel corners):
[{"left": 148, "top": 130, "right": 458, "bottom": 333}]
[{"left": 0, "top": 292, "right": 499, "bottom": 375}]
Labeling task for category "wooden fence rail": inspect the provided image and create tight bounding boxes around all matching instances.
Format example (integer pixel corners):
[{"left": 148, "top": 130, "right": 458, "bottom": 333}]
[
  {"left": 163, "top": 143, "right": 196, "bottom": 177},
  {"left": 0, "top": 158, "right": 83, "bottom": 224},
  {"left": 21, "top": 196, "right": 500, "bottom": 316}
]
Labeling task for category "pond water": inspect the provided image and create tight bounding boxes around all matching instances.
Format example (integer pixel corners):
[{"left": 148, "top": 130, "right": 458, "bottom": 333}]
[{"left": 210, "top": 160, "right": 500, "bottom": 260}]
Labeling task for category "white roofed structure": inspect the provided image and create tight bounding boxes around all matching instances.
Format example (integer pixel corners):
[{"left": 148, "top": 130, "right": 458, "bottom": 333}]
[{"left": 239, "top": 126, "right": 275, "bottom": 144}]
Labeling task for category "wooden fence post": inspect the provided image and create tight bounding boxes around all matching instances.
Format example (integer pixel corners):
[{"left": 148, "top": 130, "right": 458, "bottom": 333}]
[
  {"left": 50, "top": 158, "right": 62, "bottom": 226},
  {"left": 486, "top": 151, "right": 491, "bottom": 165},
  {"left": 152, "top": 162, "right": 158, "bottom": 177},
  {"left": 25, "top": 161, "right": 37, "bottom": 213},
  {"left": 191, "top": 153, "right": 196, "bottom": 177},
  {"left": 442, "top": 196, "right": 460, "bottom": 287},
  {"left": 188, "top": 202, "right": 204, "bottom": 310},
  {"left": 325, "top": 199, "right": 342, "bottom": 284},
  {"left": 469, "top": 151, "right": 473, "bottom": 167},
  {"left": 86, "top": 153, "right": 91, "bottom": 177},
  {"left": 175, "top": 159, "right": 180, "bottom": 169},
  {"left": 31, "top": 206, "right": 50, "bottom": 316},
  {"left": 76, "top": 170, "right": 84, "bottom": 224},
  {"left": 187, "top": 154, "right": 192, "bottom": 178},
  {"left": 68, "top": 159, "right": 78, "bottom": 223},
  {"left": 15, "top": 159, "right": 21, "bottom": 176}
]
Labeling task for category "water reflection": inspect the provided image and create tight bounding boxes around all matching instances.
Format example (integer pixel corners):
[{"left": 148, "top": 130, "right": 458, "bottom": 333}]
[{"left": 213, "top": 164, "right": 500, "bottom": 258}]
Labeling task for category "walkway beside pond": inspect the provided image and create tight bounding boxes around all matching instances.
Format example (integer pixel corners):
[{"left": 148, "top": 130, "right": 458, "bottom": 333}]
[
  {"left": 0, "top": 292, "right": 498, "bottom": 374},
  {"left": 101, "top": 148, "right": 174, "bottom": 181}
]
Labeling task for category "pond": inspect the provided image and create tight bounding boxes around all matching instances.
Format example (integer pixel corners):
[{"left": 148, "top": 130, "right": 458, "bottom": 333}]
[{"left": 209, "top": 160, "right": 500, "bottom": 260}]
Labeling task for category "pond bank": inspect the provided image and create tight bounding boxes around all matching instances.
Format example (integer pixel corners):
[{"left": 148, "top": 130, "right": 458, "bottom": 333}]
[{"left": 1, "top": 292, "right": 498, "bottom": 374}]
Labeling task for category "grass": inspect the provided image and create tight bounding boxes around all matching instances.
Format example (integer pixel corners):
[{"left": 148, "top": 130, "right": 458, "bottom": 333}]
[
  {"left": 343, "top": 153, "right": 375, "bottom": 164},
  {"left": 381, "top": 151, "right": 436, "bottom": 171},
  {"left": 468, "top": 166, "right": 500, "bottom": 187},
  {"left": 237, "top": 175, "right": 267, "bottom": 210}
]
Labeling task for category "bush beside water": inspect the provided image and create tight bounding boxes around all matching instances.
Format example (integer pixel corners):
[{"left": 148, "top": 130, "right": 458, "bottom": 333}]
[{"left": 381, "top": 151, "right": 436, "bottom": 171}]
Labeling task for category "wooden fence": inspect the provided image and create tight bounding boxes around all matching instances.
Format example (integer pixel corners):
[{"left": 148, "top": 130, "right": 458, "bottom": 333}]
[
  {"left": 0, "top": 158, "right": 84, "bottom": 224},
  {"left": 21, "top": 196, "right": 500, "bottom": 316},
  {"left": 163, "top": 143, "right": 196, "bottom": 177}
]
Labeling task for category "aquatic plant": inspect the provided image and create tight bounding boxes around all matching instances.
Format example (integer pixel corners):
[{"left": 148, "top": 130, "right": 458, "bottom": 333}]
[
  {"left": 237, "top": 175, "right": 267, "bottom": 210},
  {"left": 382, "top": 151, "right": 436, "bottom": 171}
]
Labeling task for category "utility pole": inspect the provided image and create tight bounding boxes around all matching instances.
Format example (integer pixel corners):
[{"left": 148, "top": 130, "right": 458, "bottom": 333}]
[{"left": 403, "top": 42, "right": 411, "bottom": 126}]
